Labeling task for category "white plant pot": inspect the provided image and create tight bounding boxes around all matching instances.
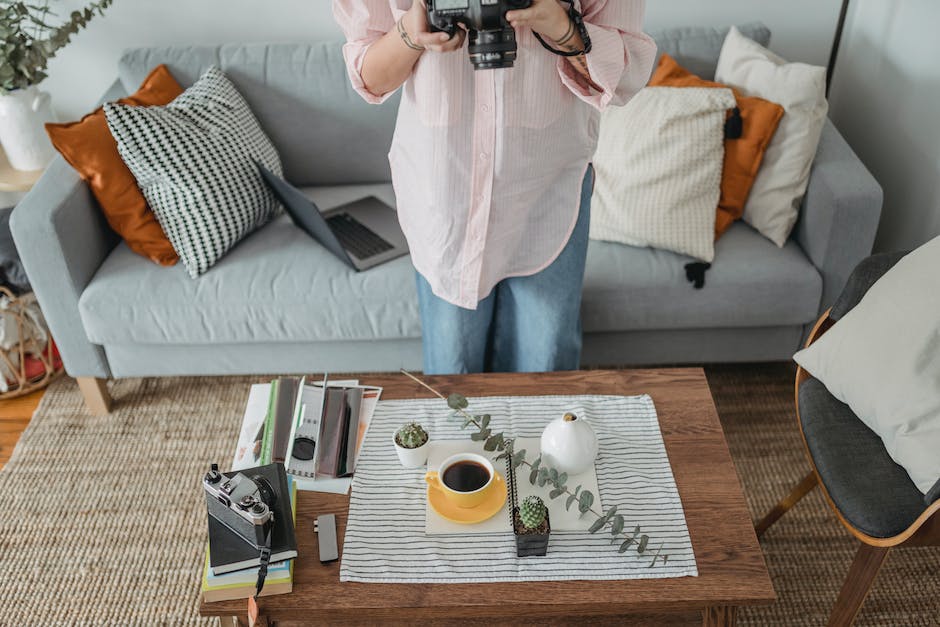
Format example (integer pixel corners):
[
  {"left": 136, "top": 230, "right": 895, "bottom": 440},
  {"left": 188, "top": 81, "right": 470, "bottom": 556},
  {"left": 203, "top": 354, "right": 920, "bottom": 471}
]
[
  {"left": 540, "top": 412, "right": 598, "bottom": 475},
  {"left": 0, "top": 86, "right": 57, "bottom": 171},
  {"left": 394, "top": 434, "right": 430, "bottom": 468}
]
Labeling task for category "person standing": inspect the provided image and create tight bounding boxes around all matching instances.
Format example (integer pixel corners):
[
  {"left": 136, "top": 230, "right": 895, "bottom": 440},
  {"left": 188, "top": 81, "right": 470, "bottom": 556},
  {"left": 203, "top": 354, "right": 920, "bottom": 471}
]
[{"left": 333, "top": 0, "right": 655, "bottom": 374}]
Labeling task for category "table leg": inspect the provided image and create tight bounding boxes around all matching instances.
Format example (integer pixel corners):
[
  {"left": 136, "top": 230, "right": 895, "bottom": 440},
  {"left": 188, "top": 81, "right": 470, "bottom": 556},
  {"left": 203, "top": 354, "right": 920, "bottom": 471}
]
[
  {"left": 232, "top": 615, "right": 272, "bottom": 627},
  {"left": 702, "top": 606, "right": 737, "bottom": 626}
]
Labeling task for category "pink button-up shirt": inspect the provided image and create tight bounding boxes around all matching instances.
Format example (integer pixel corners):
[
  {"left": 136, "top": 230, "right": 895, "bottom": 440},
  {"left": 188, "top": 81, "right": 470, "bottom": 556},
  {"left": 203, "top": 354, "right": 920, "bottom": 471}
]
[{"left": 333, "top": 0, "right": 655, "bottom": 309}]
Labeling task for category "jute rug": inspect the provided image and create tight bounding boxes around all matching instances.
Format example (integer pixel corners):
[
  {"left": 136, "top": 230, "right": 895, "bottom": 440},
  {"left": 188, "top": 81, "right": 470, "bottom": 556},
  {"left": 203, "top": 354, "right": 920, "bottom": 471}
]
[{"left": 1, "top": 368, "right": 937, "bottom": 625}]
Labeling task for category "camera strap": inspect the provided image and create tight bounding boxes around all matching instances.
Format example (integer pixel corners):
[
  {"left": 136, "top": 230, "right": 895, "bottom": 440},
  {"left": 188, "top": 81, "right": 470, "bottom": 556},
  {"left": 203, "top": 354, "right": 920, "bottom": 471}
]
[
  {"left": 533, "top": 0, "right": 593, "bottom": 57},
  {"left": 253, "top": 525, "right": 273, "bottom": 600}
]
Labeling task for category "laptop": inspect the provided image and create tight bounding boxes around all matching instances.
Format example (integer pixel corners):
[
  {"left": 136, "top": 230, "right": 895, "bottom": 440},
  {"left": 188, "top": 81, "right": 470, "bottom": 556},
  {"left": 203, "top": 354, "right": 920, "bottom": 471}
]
[{"left": 257, "top": 164, "right": 408, "bottom": 271}]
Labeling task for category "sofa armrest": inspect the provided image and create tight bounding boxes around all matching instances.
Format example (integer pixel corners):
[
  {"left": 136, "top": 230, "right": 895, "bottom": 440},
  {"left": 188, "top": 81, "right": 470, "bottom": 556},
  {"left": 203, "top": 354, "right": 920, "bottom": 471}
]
[
  {"left": 10, "top": 157, "right": 117, "bottom": 378},
  {"left": 795, "top": 119, "right": 883, "bottom": 314}
]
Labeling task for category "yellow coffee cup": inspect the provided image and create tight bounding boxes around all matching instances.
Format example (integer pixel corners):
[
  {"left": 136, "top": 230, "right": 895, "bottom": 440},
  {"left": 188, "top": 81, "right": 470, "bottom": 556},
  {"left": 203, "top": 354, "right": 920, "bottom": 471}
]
[{"left": 425, "top": 453, "right": 495, "bottom": 509}]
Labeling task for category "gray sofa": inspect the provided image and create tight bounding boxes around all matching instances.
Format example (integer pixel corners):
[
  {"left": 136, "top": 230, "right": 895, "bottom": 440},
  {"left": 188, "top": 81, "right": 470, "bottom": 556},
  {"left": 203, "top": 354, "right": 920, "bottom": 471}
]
[{"left": 11, "top": 23, "right": 881, "bottom": 400}]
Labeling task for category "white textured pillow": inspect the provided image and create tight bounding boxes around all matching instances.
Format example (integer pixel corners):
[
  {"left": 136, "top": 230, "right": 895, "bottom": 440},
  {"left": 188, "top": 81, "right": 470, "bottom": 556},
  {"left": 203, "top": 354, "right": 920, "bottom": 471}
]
[
  {"left": 590, "top": 86, "right": 735, "bottom": 262},
  {"left": 715, "top": 26, "right": 828, "bottom": 247},
  {"left": 105, "top": 66, "right": 283, "bottom": 278},
  {"left": 794, "top": 235, "right": 940, "bottom": 498}
]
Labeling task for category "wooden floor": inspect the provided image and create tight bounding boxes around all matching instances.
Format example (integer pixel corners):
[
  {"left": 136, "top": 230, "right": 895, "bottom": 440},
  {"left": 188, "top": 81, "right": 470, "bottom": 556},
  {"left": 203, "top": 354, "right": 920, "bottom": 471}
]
[{"left": 0, "top": 388, "right": 43, "bottom": 470}]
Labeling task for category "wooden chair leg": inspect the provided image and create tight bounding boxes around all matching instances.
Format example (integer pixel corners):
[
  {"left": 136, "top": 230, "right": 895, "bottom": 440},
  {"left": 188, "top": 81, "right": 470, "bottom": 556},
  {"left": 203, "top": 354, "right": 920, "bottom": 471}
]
[
  {"left": 76, "top": 377, "right": 112, "bottom": 415},
  {"left": 828, "top": 543, "right": 890, "bottom": 627},
  {"left": 755, "top": 471, "right": 818, "bottom": 537}
]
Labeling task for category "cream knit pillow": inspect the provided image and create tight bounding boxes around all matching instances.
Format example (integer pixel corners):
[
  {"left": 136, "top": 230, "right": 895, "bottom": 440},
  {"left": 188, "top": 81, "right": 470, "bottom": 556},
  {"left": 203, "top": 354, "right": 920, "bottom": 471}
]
[
  {"left": 590, "top": 86, "right": 735, "bottom": 262},
  {"left": 715, "top": 26, "right": 828, "bottom": 247}
]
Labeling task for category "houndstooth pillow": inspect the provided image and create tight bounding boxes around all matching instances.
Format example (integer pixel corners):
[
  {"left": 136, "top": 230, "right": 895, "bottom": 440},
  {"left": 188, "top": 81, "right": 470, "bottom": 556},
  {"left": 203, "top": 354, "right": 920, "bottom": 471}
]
[{"left": 104, "top": 66, "right": 282, "bottom": 278}]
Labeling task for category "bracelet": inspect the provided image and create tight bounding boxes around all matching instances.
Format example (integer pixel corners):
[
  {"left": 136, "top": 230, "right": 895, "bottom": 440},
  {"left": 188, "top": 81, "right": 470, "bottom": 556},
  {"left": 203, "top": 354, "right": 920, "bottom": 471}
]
[
  {"left": 553, "top": 19, "right": 576, "bottom": 47},
  {"left": 397, "top": 18, "right": 425, "bottom": 52},
  {"left": 533, "top": 0, "right": 592, "bottom": 57}
]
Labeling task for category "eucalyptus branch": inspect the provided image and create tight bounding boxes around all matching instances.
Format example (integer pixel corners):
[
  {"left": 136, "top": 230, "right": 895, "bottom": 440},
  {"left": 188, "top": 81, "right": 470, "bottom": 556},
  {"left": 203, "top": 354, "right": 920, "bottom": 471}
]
[{"left": 400, "top": 369, "right": 669, "bottom": 567}]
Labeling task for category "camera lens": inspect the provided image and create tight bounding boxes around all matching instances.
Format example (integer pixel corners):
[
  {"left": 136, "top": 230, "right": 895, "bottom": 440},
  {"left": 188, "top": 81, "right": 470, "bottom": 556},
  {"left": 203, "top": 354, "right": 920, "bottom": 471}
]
[{"left": 468, "top": 28, "right": 519, "bottom": 70}]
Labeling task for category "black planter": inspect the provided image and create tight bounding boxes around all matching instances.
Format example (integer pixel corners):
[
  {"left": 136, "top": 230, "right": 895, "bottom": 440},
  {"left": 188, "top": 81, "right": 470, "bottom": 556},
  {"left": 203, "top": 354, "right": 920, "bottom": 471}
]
[{"left": 513, "top": 507, "right": 551, "bottom": 557}]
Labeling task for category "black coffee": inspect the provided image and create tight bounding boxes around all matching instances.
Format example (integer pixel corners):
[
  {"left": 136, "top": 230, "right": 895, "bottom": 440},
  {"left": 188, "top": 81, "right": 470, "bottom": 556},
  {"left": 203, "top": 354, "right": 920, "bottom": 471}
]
[{"left": 442, "top": 461, "right": 491, "bottom": 492}]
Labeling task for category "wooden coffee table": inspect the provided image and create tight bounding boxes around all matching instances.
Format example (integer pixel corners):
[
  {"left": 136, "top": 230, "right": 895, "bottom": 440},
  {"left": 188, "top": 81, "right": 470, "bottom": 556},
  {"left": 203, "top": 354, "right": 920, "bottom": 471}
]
[{"left": 200, "top": 369, "right": 775, "bottom": 625}]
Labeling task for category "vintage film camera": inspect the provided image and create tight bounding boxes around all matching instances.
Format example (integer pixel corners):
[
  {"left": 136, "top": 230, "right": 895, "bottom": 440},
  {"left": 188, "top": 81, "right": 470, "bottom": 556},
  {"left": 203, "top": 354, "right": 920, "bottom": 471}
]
[
  {"left": 203, "top": 463, "right": 277, "bottom": 549},
  {"left": 426, "top": 0, "right": 532, "bottom": 70}
]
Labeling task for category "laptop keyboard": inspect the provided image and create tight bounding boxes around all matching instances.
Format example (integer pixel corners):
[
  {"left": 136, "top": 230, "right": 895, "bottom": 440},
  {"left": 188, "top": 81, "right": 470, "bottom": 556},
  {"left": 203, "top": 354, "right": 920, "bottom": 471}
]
[{"left": 326, "top": 213, "right": 395, "bottom": 260}]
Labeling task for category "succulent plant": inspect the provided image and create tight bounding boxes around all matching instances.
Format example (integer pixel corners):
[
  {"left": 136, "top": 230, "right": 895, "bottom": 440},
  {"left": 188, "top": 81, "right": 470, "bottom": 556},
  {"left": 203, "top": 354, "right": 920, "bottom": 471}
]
[
  {"left": 519, "top": 495, "right": 547, "bottom": 529},
  {"left": 395, "top": 422, "right": 428, "bottom": 449}
]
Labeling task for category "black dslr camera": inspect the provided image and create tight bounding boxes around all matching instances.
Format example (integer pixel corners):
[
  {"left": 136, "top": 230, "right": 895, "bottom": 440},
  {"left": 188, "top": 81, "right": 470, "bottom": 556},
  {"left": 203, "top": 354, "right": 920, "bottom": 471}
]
[{"left": 427, "top": 0, "right": 532, "bottom": 70}]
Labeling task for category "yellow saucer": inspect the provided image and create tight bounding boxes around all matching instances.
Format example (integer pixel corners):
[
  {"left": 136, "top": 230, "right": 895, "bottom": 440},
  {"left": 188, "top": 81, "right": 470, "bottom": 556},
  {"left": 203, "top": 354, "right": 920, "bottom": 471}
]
[{"left": 427, "top": 472, "right": 507, "bottom": 525}]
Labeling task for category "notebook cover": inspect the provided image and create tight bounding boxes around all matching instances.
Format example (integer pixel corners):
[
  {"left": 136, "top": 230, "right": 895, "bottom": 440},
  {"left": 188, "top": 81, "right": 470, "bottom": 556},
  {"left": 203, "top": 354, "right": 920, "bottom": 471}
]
[
  {"left": 209, "top": 465, "right": 298, "bottom": 575},
  {"left": 338, "top": 388, "right": 362, "bottom": 477},
  {"left": 271, "top": 378, "right": 299, "bottom": 463},
  {"left": 315, "top": 387, "right": 349, "bottom": 478}
]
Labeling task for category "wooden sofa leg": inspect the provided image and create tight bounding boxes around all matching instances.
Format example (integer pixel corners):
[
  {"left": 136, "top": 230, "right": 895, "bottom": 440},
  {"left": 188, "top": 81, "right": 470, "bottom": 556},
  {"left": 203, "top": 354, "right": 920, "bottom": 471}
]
[
  {"left": 828, "top": 544, "right": 890, "bottom": 627},
  {"left": 755, "top": 471, "right": 818, "bottom": 538},
  {"left": 76, "top": 377, "right": 112, "bottom": 415}
]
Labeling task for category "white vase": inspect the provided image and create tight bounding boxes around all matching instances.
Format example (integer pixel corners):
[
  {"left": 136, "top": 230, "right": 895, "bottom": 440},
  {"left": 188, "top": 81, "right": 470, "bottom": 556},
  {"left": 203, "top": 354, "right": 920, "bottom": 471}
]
[
  {"left": 0, "top": 86, "right": 57, "bottom": 171},
  {"left": 540, "top": 412, "right": 598, "bottom": 475}
]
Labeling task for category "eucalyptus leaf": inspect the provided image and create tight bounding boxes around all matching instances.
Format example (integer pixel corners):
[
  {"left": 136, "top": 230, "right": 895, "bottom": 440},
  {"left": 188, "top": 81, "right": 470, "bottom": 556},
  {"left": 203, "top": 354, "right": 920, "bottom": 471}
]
[
  {"left": 578, "top": 490, "right": 594, "bottom": 514},
  {"left": 588, "top": 516, "right": 607, "bottom": 534},
  {"left": 447, "top": 393, "right": 468, "bottom": 410},
  {"left": 618, "top": 538, "right": 635, "bottom": 553},
  {"left": 611, "top": 514, "right": 624, "bottom": 536},
  {"left": 529, "top": 466, "right": 539, "bottom": 485},
  {"left": 556, "top": 472, "right": 568, "bottom": 488},
  {"left": 638, "top": 535, "right": 649, "bottom": 554},
  {"left": 512, "top": 449, "right": 526, "bottom": 469},
  {"left": 548, "top": 487, "right": 565, "bottom": 500},
  {"left": 565, "top": 494, "right": 577, "bottom": 511},
  {"left": 469, "top": 428, "right": 490, "bottom": 442},
  {"left": 483, "top": 435, "right": 500, "bottom": 451},
  {"left": 574, "top": 484, "right": 582, "bottom": 495},
  {"left": 480, "top": 414, "right": 490, "bottom": 429}
]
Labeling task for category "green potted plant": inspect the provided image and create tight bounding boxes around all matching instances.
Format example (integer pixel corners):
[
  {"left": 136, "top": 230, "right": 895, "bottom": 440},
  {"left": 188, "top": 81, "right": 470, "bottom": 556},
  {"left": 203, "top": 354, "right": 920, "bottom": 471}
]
[
  {"left": 393, "top": 422, "right": 430, "bottom": 468},
  {"left": 514, "top": 495, "right": 550, "bottom": 557},
  {"left": 0, "top": 0, "right": 112, "bottom": 170}
]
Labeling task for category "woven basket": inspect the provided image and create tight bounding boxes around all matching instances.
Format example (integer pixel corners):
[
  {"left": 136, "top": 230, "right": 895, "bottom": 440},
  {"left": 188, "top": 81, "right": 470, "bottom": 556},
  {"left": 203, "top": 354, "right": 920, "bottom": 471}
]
[{"left": 0, "top": 287, "right": 62, "bottom": 399}]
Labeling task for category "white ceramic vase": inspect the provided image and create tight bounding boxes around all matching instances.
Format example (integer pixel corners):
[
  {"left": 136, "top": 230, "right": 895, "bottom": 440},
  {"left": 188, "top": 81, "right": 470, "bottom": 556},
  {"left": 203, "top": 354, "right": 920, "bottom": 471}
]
[
  {"left": 393, "top": 433, "right": 430, "bottom": 468},
  {"left": 540, "top": 412, "right": 598, "bottom": 475},
  {"left": 0, "top": 86, "right": 57, "bottom": 171}
]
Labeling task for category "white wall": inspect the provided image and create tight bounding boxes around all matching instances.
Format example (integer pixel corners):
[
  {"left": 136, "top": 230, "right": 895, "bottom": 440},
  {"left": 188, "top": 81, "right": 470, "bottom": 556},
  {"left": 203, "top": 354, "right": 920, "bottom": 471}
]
[
  {"left": 41, "top": 0, "right": 840, "bottom": 121},
  {"left": 829, "top": 0, "right": 940, "bottom": 251}
]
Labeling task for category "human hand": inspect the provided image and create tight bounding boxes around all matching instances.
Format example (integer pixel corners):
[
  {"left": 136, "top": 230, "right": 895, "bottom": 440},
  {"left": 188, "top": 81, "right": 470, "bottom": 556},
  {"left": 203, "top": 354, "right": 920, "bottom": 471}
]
[
  {"left": 403, "top": 0, "right": 468, "bottom": 53},
  {"left": 505, "top": 0, "right": 571, "bottom": 42}
]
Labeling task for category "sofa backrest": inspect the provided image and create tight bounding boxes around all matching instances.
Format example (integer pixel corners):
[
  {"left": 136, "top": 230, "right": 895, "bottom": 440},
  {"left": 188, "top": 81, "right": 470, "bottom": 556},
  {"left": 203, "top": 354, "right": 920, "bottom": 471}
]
[{"left": 117, "top": 23, "right": 769, "bottom": 186}]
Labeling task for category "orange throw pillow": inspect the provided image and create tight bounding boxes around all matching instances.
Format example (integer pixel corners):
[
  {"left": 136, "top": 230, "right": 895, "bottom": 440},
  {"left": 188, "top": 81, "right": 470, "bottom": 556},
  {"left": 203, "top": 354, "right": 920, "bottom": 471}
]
[
  {"left": 46, "top": 65, "right": 183, "bottom": 265},
  {"left": 650, "top": 53, "right": 785, "bottom": 239}
]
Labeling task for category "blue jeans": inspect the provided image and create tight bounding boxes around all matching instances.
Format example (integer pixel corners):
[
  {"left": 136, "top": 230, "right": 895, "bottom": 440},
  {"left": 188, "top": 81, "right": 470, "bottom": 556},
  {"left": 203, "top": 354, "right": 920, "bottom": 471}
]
[{"left": 415, "top": 166, "right": 593, "bottom": 374}]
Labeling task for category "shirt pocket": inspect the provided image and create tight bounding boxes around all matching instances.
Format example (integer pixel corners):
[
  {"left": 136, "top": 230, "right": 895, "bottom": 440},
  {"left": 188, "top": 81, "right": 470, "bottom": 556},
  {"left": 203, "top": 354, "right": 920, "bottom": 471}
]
[
  {"left": 500, "top": 32, "right": 572, "bottom": 129},
  {"left": 410, "top": 50, "right": 467, "bottom": 127}
]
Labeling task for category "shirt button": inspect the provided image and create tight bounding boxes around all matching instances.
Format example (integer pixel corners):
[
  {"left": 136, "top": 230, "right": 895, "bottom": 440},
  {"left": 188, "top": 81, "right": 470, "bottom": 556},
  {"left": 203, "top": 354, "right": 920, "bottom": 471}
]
[
  {"left": 479, "top": 152, "right": 488, "bottom": 160},
  {"left": 481, "top": 104, "right": 489, "bottom": 112}
]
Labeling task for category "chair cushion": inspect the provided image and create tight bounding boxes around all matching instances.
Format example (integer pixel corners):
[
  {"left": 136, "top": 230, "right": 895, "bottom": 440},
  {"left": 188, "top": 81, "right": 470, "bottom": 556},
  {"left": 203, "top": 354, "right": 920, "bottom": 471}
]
[
  {"left": 79, "top": 184, "right": 420, "bottom": 345},
  {"left": 799, "top": 377, "right": 926, "bottom": 538},
  {"left": 582, "top": 221, "right": 822, "bottom": 332}
]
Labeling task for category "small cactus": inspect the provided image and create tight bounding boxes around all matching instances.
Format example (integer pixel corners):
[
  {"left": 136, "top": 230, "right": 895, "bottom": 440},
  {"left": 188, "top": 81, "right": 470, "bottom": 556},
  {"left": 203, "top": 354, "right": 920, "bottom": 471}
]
[
  {"left": 519, "top": 495, "right": 547, "bottom": 529},
  {"left": 395, "top": 422, "right": 428, "bottom": 449}
]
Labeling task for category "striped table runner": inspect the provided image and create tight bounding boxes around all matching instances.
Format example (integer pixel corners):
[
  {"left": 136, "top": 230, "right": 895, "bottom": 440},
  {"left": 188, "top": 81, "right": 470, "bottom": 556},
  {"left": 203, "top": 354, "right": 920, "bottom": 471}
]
[{"left": 340, "top": 395, "right": 698, "bottom": 583}]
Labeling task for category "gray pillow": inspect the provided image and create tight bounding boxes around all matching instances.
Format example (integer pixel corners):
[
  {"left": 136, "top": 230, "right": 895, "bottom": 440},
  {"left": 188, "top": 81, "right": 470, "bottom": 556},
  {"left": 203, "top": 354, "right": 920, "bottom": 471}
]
[{"left": 105, "top": 65, "right": 282, "bottom": 278}]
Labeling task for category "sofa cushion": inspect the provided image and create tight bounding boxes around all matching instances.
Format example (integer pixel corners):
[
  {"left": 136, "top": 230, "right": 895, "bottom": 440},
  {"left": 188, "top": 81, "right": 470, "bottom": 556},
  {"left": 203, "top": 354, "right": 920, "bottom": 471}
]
[
  {"left": 117, "top": 43, "right": 401, "bottom": 187},
  {"left": 582, "top": 221, "right": 822, "bottom": 332},
  {"left": 114, "top": 24, "right": 769, "bottom": 188},
  {"left": 649, "top": 22, "right": 770, "bottom": 81},
  {"left": 79, "top": 183, "right": 417, "bottom": 345},
  {"left": 81, "top": 198, "right": 821, "bottom": 345}
]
